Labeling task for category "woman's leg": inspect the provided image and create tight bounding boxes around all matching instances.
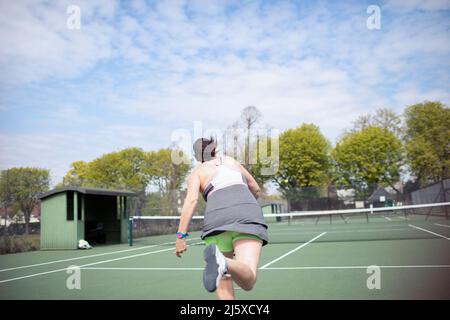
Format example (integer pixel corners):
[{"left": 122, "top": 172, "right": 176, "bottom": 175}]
[
  {"left": 225, "top": 239, "right": 262, "bottom": 291},
  {"left": 216, "top": 252, "right": 235, "bottom": 300}
]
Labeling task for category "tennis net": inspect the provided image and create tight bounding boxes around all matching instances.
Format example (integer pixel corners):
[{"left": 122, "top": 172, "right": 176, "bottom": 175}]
[{"left": 128, "top": 202, "right": 450, "bottom": 246}]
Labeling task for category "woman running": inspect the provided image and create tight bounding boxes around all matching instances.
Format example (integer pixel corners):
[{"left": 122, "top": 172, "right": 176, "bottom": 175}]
[{"left": 175, "top": 137, "right": 268, "bottom": 299}]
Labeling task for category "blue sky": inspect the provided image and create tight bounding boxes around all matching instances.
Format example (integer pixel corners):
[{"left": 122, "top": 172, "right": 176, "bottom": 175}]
[{"left": 0, "top": 0, "right": 449, "bottom": 183}]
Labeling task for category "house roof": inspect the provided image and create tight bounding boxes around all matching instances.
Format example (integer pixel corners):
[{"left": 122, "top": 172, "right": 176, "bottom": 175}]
[
  {"left": 368, "top": 187, "right": 396, "bottom": 202},
  {"left": 39, "top": 187, "right": 137, "bottom": 200}
]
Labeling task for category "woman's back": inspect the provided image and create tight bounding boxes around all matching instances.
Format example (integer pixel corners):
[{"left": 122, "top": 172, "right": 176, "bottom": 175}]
[
  {"left": 197, "top": 156, "right": 244, "bottom": 193},
  {"left": 198, "top": 156, "right": 268, "bottom": 246}
]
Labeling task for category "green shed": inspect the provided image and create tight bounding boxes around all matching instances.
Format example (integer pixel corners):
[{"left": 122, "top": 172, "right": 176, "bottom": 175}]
[{"left": 39, "top": 187, "right": 136, "bottom": 250}]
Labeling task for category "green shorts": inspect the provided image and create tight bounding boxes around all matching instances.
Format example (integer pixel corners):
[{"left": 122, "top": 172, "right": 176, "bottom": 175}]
[{"left": 204, "top": 231, "right": 262, "bottom": 253}]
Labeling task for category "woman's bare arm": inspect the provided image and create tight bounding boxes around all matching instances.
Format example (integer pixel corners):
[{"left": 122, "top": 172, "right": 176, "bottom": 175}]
[
  {"left": 175, "top": 172, "right": 201, "bottom": 257},
  {"left": 177, "top": 172, "right": 200, "bottom": 233}
]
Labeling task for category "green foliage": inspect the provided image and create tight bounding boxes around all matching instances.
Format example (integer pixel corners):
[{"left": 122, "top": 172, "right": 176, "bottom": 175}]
[
  {"left": 62, "top": 149, "right": 150, "bottom": 215},
  {"left": 143, "top": 190, "right": 206, "bottom": 216},
  {"left": 146, "top": 148, "right": 190, "bottom": 192},
  {"left": 63, "top": 147, "right": 191, "bottom": 216},
  {"left": 0, "top": 171, "right": 12, "bottom": 207},
  {"left": 404, "top": 101, "right": 450, "bottom": 184},
  {"left": 143, "top": 192, "right": 170, "bottom": 216},
  {"left": 61, "top": 161, "right": 90, "bottom": 187},
  {"left": 0, "top": 168, "right": 50, "bottom": 234},
  {"left": 88, "top": 147, "right": 150, "bottom": 191},
  {"left": 245, "top": 132, "right": 278, "bottom": 188},
  {"left": 274, "top": 124, "right": 331, "bottom": 201},
  {"left": 332, "top": 126, "right": 403, "bottom": 195},
  {"left": 0, "top": 234, "right": 40, "bottom": 254},
  {"left": 63, "top": 148, "right": 151, "bottom": 191},
  {"left": 145, "top": 149, "right": 191, "bottom": 215}
]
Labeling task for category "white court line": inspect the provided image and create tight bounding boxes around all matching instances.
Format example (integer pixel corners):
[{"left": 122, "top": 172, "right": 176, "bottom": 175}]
[
  {"left": 260, "top": 232, "right": 327, "bottom": 269},
  {"left": 83, "top": 267, "right": 204, "bottom": 270},
  {"left": 0, "top": 241, "right": 204, "bottom": 284},
  {"left": 262, "top": 265, "right": 450, "bottom": 270},
  {"left": 408, "top": 224, "right": 450, "bottom": 240},
  {"left": 80, "top": 265, "right": 450, "bottom": 271},
  {"left": 269, "top": 228, "right": 409, "bottom": 236},
  {"left": 384, "top": 216, "right": 392, "bottom": 221},
  {"left": 434, "top": 223, "right": 450, "bottom": 228},
  {"left": 269, "top": 223, "right": 407, "bottom": 230},
  {"left": 0, "top": 237, "right": 201, "bottom": 273}
]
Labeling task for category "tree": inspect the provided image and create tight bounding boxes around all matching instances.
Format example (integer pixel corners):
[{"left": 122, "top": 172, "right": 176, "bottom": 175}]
[
  {"left": 224, "top": 120, "right": 244, "bottom": 163},
  {"left": 0, "top": 170, "right": 13, "bottom": 233},
  {"left": 63, "top": 148, "right": 153, "bottom": 217},
  {"left": 404, "top": 101, "right": 450, "bottom": 184},
  {"left": 224, "top": 106, "right": 274, "bottom": 188},
  {"left": 62, "top": 161, "right": 90, "bottom": 187},
  {"left": 88, "top": 147, "right": 151, "bottom": 191},
  {"left": 241, "top": 106, "right": 263, "bottom": 167},
  {"left": 351, "top": 114, "right": 372, "bottom": 132},
  {"left": 274, "top": 124, "right": 331, "bottom": 206},
  {"left": 1, "top": 168, "right": 50, "bottom": 234},
  {"left": 62, "top": 147, "right": 191, "bottom": 216},
  {"left": 63, "top": 148, "right": 151, "bottom": 191},
  {"left": 249, "top": 130, "right": 279, "bottom": 188},
  {"left": 146, "top": 148, "right": 191, "bottom": 215},
  {"left": 351, "top": 108, "right": 402, "bottom": 137},
  {"left": 332, "top": 126, "right": 404, "bottom": 196}
]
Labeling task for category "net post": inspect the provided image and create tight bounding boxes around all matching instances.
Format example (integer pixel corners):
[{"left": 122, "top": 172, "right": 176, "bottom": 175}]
[
  {"left": 128, "top": 217, "right": 133, "bottom": 246},
  {"left": 442, "top": 180, "right": 449, "bottom": 220},
  {"left": 367, "top": 203, "right": 373, "bottom": 223}
]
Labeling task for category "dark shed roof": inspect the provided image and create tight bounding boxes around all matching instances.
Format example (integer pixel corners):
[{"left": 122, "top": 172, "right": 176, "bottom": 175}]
[
  {"left": 39, "top": 187, "right": 137, "bottom": 200},
  {"left": 368, "top": 187, "right": 396, "bottom": 202}
]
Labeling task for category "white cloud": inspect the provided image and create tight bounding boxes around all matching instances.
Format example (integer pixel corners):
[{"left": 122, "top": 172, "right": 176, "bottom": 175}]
[
  {"left": 0, "top": 123, "right": 171, "bottom": 181},
  {"left": 385, "top": 0, "right": 450, "bottom": 11},
  {"left": 154, "top": 0, "right": 188, "bottom": 22},
  {"left": 51, "top": 105, "right": 85, "bottom": 123},
  {"left": 130, "top": 0, "right": 149, "bottom": 14},
  {"left": 393, "top": 87, "right": 450, "bottom": 107},
  {"left": 0, "top": 1, "right": 116, "bottom": 85},
  {"left": 107, "top": 56, "right": 385, "bottom": 144}
]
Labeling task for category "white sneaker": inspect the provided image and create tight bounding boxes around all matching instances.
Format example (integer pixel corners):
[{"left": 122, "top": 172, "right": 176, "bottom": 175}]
[{"left": 203, "top": 244, "right": 228, "bottom": 292}]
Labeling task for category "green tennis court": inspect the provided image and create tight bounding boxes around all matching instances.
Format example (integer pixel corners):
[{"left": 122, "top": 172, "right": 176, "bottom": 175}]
[{"left": 1, "top": 211, "right": 449, "bottom": 300}]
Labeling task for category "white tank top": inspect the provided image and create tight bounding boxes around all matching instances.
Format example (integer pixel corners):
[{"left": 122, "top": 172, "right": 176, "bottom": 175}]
[{"left": 207, "top": 157, "right": 246, "bottom": 196}]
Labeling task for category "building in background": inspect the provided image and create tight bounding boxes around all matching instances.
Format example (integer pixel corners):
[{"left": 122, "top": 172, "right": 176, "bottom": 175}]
[{"left": 39, "top": 187, "right": 135, "bottom": 250}]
